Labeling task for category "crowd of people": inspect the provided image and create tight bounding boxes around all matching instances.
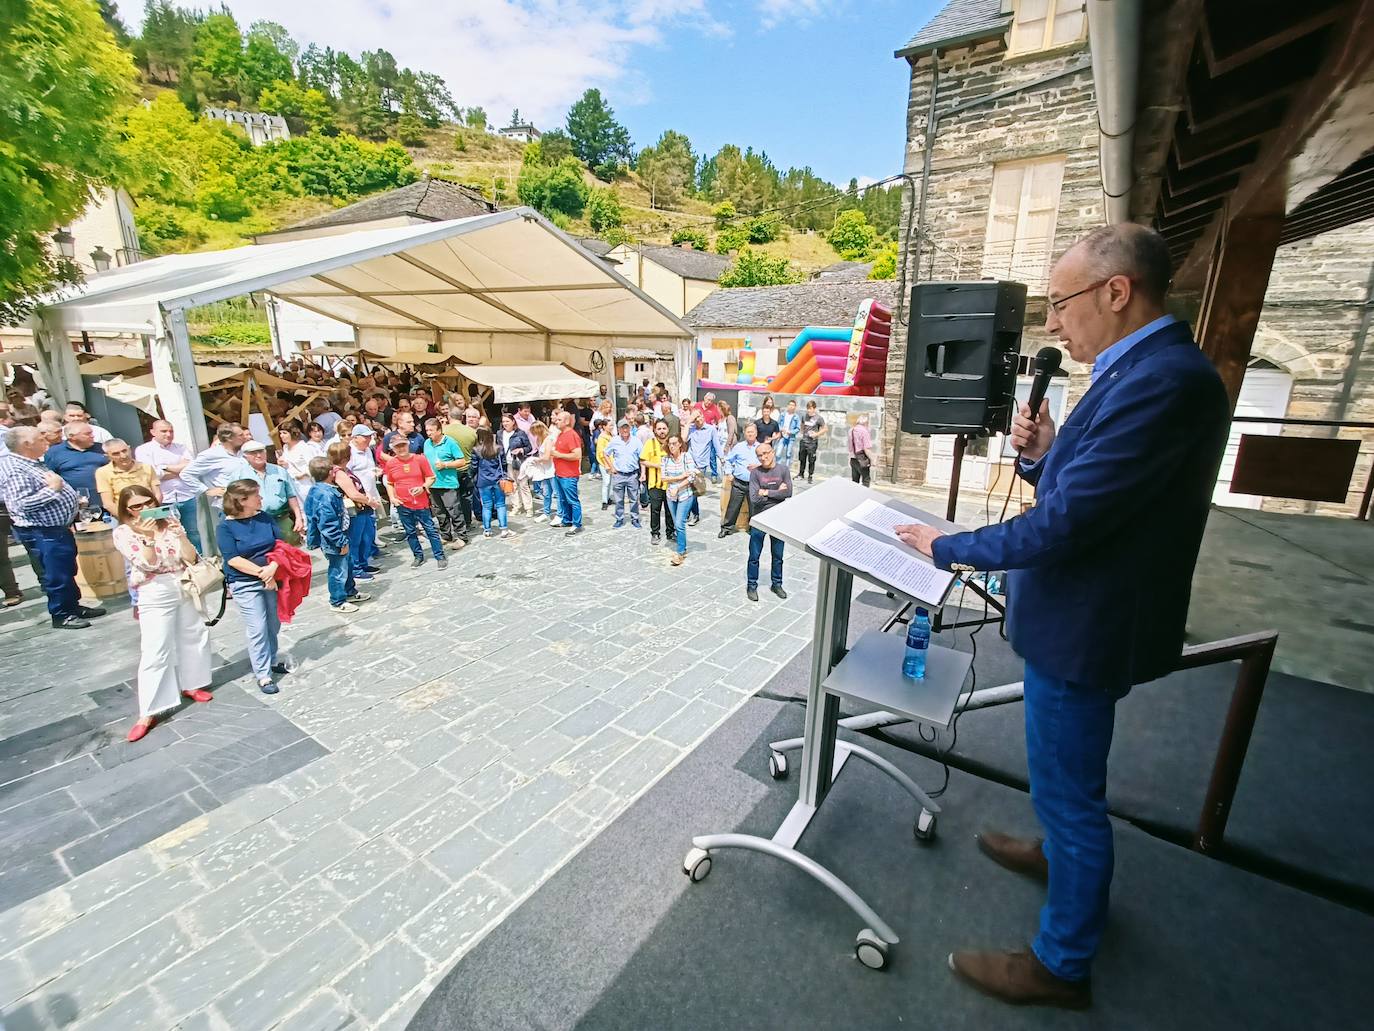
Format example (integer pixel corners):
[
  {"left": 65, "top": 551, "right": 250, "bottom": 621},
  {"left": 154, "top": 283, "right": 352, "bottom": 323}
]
[{"left": 0, "top": 365, "right": 873, "bottom": 746}]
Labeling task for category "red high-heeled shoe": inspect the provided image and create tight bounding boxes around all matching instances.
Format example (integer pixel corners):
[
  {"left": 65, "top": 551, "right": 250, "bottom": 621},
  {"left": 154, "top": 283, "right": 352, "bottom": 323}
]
[
  {"left": 127, "top": 717, "right": 155, "bottom": 743},
  {"left": 182, "top": 689, "right": 213, "bottom": 703}
]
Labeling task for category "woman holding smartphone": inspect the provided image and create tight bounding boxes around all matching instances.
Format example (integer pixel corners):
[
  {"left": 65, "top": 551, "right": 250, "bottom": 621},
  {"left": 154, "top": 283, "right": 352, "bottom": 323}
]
[{"left": 112, "top": 485, "right": 213, "bottom": 742}]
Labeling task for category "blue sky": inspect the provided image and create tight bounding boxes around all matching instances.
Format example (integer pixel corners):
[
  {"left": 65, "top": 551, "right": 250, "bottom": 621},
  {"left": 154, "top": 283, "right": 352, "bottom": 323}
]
[{"left": 130, "top": 1, "right": 943, "bottom": 187}]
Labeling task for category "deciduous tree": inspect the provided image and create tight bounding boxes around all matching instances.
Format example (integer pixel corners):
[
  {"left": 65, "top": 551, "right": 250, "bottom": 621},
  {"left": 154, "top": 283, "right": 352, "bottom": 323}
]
[
  {"left": 718, "top": 249, "right": 800, "bottom": 288},
  {"left": 0, "top": 0, "right": 136, "bottom": 321}
]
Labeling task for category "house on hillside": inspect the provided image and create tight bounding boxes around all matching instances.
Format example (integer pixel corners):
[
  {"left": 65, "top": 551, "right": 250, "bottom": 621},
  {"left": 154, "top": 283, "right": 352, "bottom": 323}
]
[
  {"left": 883, "top": 0, "right": 1374, "bottom": 511},
  {"left": 606, "top": 243, "right": 730, "bottom": 318},
  {"left": 683, "top": 281, "right": 897, "bottom": 386},
  {"left": 498, "top": 121, "right": 541, "bottom": 144},
  {"left": 203, "top": 108, "right": 290, "bottom": 147},
  {"left": 254, "top": 176, "right": 497, "bottom": 356}
]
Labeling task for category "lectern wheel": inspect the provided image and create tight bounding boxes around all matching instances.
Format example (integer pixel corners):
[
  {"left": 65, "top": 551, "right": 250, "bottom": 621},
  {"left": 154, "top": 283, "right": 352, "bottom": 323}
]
[
  {"left": 855, "top": 929, "right": 889, "bottom": 970},
  {"left": 913, "top": 810, "right": 938, "bottom": 843},
  {"left": 683, "top": 847, "right": 712, "bottom": 882},
  {"left": 767, "top": 751, "right": 788, "bottom": 780}
]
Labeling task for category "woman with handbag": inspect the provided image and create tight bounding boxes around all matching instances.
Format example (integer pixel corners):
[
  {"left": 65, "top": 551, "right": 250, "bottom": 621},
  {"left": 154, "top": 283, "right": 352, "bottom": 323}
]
[
  {"left": 659, "top": 434, "right": 699, "bottom": 568},
  {"left": 474, "top": 428, "right": 515, "bottom": 539},
  {"left": 498, "top": 412, "right": 533, "bottom": 517},
  {"left": 112, "top": 485, "right": 213, "bottom": 742}
]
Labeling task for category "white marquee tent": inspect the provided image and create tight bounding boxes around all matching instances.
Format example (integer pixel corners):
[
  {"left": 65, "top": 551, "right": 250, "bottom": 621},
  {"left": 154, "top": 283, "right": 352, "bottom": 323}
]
[{"left": 28, "top": 208, "right": 695, "bottom": 452}]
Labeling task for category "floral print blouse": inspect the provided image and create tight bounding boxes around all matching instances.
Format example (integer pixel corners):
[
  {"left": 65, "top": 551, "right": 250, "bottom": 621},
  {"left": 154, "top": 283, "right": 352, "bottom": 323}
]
[{"left": 112, "top": 524, "right": 191, "bottom": 589}]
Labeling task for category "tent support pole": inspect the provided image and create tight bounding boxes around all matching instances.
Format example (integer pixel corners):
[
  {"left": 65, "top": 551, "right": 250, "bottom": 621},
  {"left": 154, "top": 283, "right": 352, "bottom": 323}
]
[
  {"left": 544, "top": 332, "right": 552, "bottom": 361},
  {"left": 34, "top": 313, "right": 84, "bottom": 408},
  {"left": 163, "top": 309, "right": 212, "bottom": 454}
]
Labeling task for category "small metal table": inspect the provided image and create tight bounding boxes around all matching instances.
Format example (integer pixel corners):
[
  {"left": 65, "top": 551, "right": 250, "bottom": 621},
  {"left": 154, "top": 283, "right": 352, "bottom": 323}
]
[{"left": 682, "top": 479, "right": 970, "bottom": 970}]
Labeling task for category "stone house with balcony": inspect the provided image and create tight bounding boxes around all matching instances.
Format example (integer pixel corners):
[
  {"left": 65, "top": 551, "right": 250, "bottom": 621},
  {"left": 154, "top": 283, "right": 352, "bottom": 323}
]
[{"left": 882, "top": 0, "right": 1374, "bottom": 514}]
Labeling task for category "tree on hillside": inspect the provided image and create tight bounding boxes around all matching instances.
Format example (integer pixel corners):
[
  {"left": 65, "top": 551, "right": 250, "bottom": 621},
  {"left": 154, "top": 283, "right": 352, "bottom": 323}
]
[
  {"left": 829, "top": 209, "right": 877, "bottom": 261},
  {"left": 868, "top": 241, "right": 898, "bottom": 280},
  {"left": 718, "top": 249, "right": 800, "bottom": 288},
  {"left": 510, "top": 108, "right": 520, "bottom": 127},
  {"left": 191, "top": 11, "right": 243, "bottom": 102},
  {"left": 586, "top": 188, "right": 624, "bottom": 234},
  {"left": 517, "top": 152, "right": 589, "bottom": 219},
  {"left": 297, "top": 43, "right": 336, "bottom": 93},
  {"left": 239, "top": 22, "right": 295, "bottom": 103},
  {"left": 566, "top": 89, "right": 632, "bottom": 179},
  {"left": 258, "top": 80, "right": 334, "bottom": 133},
  {"left": 0, "top": 0, "right": 135, "bottom": 321},
  {"left": 135, "top": 0, "right": 199, "bottom": 84},
  {"left": 98, "top": 1, "right": 131, "bottom": 45},
  {"left": 396, "top": 114, "right": 427, "bottom": 146},
  {"left": 636, "top": 129, "right": 695, "bottom": 208},
  {"left": 671, "top": 227, "right": 709, "bottom": 250},
  {"left": 712, "top": 201, "right": 736, "bottom": 229},
  {"left": 704, "top": 144, "right": 777, "bottom": 213},
  {"left": 464, "top": 107, "right": 488, "bottom": 129},
  {"left": 539, "top": 129, "right": 575, "bottom": 164}
]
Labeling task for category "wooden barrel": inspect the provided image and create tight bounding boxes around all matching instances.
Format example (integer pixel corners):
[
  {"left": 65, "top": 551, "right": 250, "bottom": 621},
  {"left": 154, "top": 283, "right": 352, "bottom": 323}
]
[
  {"left": 718, "top": 481, "right": 752, "bottom": 531},
  {"left": 74, "top": 523, "right": 126, "bottom": 600}
]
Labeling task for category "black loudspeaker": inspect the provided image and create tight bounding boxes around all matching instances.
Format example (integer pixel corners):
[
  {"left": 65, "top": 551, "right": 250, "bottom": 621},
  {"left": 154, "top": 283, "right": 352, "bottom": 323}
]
[{"left": 900, "top": 280, "right": 1027, "bottom": 436}]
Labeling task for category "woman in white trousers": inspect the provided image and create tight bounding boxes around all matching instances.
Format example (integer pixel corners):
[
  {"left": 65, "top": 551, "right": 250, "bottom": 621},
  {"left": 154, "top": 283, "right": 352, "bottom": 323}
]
[{"left": 112, "top": 485, "right": 214, "bottom": 743}]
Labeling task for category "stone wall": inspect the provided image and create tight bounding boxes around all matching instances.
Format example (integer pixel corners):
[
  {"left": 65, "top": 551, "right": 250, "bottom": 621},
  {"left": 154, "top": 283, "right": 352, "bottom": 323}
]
[
  {"left": 882, "top": 40, "right": 1103, "bottom": 484},
  {"left": 1250, "top": 218, "right": 1374, "bottom": 515}
]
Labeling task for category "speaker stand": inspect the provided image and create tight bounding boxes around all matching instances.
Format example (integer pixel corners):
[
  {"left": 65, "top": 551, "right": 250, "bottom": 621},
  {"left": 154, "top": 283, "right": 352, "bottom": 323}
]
[{"left": 945, "top": 434, "right": 968, "bottom": 522}]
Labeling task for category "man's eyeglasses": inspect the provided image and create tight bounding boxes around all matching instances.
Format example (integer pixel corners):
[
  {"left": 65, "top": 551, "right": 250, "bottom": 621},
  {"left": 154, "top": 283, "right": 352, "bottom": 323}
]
[{"left": 1048, "top": 277, "right": 1115, "bottom": 315}]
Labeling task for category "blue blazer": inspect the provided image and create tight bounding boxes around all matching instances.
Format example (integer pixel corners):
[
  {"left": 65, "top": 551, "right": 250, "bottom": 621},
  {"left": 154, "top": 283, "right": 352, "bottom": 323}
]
[{"left": 932, "top": 320, "right": 1230, "bottom": 689}]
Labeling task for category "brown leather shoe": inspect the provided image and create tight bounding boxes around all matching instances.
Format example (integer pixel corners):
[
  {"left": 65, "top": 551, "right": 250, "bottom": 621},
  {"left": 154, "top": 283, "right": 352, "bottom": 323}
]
[
  {"left": 948, "top": 948, "right": 1091, "bottom": 1009},
  {"left": 977, "top": 830, "right": 1049, "bottom": 883}
]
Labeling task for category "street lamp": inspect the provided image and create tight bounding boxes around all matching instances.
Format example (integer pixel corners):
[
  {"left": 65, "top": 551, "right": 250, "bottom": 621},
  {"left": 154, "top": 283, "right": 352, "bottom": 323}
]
[
  {"left": 52, "top": 228, "right": 75, "bottom": 260},
  {"left": 89, "top": 246, "right": 111, "bottom": 272}
]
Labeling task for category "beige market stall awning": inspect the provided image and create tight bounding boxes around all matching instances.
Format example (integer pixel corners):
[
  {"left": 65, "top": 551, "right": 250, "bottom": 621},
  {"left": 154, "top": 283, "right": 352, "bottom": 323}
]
[
  {"left": 78, "top": 354, "right": 148, "bottom": 376},
  {"left": 0, "top": 347, "right": 39, "bottom": 366},
  {"left": 97, "top": 365, "right": 246, "bottom": 415},
  {"left": 459, "top": 362, "right": 600, "bottom": 403}
]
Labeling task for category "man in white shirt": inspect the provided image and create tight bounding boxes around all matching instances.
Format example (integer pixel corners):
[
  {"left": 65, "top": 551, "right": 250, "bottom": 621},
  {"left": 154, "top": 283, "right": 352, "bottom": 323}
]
[
  {"left": 134, "top": 420, "right": 202, "bottom": 552},
  {"left": 62, "top": 402, "right": 112, "bottom": 444}
]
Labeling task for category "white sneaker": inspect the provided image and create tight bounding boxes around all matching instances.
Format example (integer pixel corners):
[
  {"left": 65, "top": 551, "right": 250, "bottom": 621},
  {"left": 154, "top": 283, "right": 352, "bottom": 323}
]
[
  {"left": 347, "top": 592, "right": 371, "bottom": 603},
  {"left": 534, "top": 514, "right": 547, "bottom": 522},
  {"left": 331, "top": 601, "right": 359, "bottom": 613},
  {"left": 500, "top": 529, "right": 515, "bottom": 539}
]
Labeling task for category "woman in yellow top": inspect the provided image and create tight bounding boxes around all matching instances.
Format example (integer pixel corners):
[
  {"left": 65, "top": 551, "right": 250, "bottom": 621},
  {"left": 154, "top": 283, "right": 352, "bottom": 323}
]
[{"left": 595, "top": 422, "right": 614, "bottom": 510}]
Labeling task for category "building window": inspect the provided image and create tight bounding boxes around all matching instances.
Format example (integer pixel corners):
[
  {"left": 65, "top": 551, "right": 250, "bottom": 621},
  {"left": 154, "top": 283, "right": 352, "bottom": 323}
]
[
  {"left": 1008, "top": 0, "right": 1086, "bottom": 55},
  {"left": 981, "top": 155, "right": 1066, "bottom": 294}
]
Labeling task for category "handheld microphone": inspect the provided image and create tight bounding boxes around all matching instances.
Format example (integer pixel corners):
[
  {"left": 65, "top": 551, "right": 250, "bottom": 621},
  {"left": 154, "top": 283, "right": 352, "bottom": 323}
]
[{"left": 1024, "top": 346, "right": 1062, "bottom": 424}]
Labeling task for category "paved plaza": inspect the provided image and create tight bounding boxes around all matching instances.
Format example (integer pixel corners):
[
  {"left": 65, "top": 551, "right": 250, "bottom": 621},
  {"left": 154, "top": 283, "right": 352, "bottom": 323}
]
[{"left": 0, "top": 479, "right": 818, "bottom": 1030}]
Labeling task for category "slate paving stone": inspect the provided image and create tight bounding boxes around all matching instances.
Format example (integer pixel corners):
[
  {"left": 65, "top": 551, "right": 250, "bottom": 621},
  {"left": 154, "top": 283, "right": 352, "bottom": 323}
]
[
  {"left": 215, "top": 920, "right": 364, "bottom": 1029},
  {"left": 403, "top": 872, "right": 508, "bottom": 965},
  {"left": 0, "top": 855, "right": 70, "bottom": 916},
  {"left": 60, "top": 793, "right": 202, "bottom": 876},
  {"left": 334, "top": 939, "right": 430, "bottom": 1025},
  {"left": 0, "top": 479, "right": 819, "bottom": 1028}
]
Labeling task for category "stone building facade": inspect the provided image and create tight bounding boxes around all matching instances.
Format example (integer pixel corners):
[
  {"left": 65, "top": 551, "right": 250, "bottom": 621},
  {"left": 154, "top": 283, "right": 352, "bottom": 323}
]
[{"left": 882, "top": 0, "right": 1374, "bottom": 516}]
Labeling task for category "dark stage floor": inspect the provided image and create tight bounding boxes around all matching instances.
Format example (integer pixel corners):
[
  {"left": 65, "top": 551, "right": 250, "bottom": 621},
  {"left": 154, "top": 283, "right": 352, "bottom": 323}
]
[{"left": 411, "top": 688, "right": 1374, "bottom": 1031}]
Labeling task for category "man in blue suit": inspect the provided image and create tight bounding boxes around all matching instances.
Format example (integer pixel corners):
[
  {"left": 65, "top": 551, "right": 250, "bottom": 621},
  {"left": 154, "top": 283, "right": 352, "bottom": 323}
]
[{"left": 898, "top": 224, "right": 1230, "bottom": 1009}]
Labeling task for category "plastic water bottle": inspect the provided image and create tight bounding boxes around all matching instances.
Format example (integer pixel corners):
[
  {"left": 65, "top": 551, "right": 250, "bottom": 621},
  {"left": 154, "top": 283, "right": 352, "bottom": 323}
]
[{"left": 903, "top": 607, "right": 930, "bottom": 680}]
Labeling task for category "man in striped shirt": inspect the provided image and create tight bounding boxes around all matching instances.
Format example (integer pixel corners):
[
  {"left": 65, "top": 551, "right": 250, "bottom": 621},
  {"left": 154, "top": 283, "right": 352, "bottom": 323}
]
[{"left": 0, "top": 427, "right": 106, "bottom": 629}]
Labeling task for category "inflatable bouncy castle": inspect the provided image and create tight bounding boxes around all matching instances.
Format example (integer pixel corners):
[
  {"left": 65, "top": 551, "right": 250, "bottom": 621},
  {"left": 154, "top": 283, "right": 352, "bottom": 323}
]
[{"left": 697, "top": 298, "right": 892, "bottom": 397}]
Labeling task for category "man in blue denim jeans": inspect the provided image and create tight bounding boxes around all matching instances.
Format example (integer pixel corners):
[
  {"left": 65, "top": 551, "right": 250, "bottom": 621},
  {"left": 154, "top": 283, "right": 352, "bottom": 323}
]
[
  {"left": 382, "top": 436, "right": 448, "bottom": 568},
  {"left": 895, "top": 225, "right": 1230, "bottom": 1010},
  {"left": 303, "top": 458, "right": 371, "bottom": 613}
]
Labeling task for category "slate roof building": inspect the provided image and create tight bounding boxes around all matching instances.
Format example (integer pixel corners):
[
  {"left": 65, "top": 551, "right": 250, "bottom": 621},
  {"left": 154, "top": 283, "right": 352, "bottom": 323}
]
[
  {"left": 604, "top": 243, "right": 732, "bottom": 317},
  {"left": 813, "top": 261, "right": 875, "bottom": 283}
]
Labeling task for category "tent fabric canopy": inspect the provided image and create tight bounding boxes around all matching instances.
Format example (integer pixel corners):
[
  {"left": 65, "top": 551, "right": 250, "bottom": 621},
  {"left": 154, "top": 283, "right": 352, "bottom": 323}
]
[
  {"left": 96, "top": 365, "right": 246, "bottom": 415},
  {"left": 77, "top": 354, "right": 147, "bottom": 376},
  {"left": 0, "top": 347, "right": 40, "bottom": 366},
  {"left": 36, "top": 209, "right": 692, "bottom": 342},
  {"left": 458, "top": 362, "right": 600, "bottom": 403}
]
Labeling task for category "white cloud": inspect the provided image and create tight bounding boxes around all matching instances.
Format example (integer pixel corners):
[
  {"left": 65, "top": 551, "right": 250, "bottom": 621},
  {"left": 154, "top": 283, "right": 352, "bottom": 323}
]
[
  {"left": 144, "top": 1, "right": 732, "bottom": 127},
  {"left": 754, "top": 0, "right": 839, "bottom": 29}
]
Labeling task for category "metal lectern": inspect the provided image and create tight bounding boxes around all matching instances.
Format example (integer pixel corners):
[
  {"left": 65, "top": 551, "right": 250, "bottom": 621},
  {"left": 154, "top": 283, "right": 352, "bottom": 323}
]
[{"left": 682, "top": 478, "right": 971, "bottom": 970}]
